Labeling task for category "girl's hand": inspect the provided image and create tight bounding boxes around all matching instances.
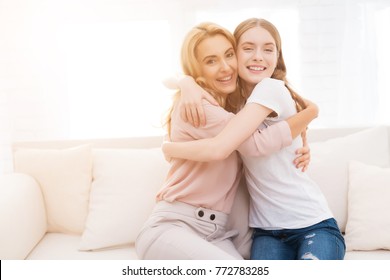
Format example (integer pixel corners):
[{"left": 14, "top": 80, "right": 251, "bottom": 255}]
[
  {"left": 294, "top": 130, "right": 311, "bottom": 172},
  {"left": 161, "top": 134, "right": 173, "bottom": 163},
  {"left": 161, "top": 141, "right": 172, "bottom": 163},
  {"left": 178, "top": 76, "right": 218, "bottom": 127}
]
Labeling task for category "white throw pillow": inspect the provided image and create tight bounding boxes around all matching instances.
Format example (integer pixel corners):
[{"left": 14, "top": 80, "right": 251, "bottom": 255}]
[
  {"left": 79, "top": 148, "right": 170, "bottom": 251},
  {"left": 345, "top": 161, "right": 390, "bottom": 251},
  {"left": 307, "top": 126, "right": 389, "bottom": 232},
  {"left": 13, "top": 145, "right": 93, "bottom": 234}
]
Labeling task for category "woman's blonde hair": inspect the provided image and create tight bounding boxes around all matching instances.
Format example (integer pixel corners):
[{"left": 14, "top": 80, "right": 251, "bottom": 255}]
[
  {"left": 165, "top": 22, "right": 239, "bottom": 135},
  {"left": 233, "top": 18, "right": 306, "bottom": 113}
]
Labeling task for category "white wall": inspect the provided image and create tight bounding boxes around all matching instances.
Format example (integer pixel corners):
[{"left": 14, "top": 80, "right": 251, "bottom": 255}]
[{"left": 0, "top": 0, "right": 67, "bottom": 172}]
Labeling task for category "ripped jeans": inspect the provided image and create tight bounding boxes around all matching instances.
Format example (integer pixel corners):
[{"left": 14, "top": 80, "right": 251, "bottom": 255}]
[{"left": 250, "top": 218, "right": 345, "bottom": 260}]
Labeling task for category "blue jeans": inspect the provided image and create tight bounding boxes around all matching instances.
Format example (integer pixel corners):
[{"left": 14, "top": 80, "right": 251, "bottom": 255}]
[{"left": 250, "top": 218, "right": 345, "bottom": 260}]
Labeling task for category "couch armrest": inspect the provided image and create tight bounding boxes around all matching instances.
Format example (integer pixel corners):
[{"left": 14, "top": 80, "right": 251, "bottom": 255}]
[{"left": 0, "top": 173, "right": 47, "bottom": 259}]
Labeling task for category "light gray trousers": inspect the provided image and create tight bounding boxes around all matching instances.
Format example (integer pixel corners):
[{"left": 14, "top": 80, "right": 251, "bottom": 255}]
[{"left": 135, "top": 200, "right": 243, "bottom": 260}]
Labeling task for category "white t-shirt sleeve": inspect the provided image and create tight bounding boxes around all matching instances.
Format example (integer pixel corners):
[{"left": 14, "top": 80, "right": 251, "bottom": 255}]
[{"left": 246, "top": 78, "right": 290, "bottom": 120}]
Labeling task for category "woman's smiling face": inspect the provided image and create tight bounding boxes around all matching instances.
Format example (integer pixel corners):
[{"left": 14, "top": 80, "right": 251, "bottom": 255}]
[
  {"left": 236, "top": 26, "right": 278, "bottom": 92},
  {"left": 196, "top": 34, "right": 238, "bottom": 97}
]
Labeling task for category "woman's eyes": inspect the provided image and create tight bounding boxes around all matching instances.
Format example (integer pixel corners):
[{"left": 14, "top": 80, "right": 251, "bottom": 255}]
[
  {"left": 205, "top": 53, "right": 234, "bottom": 64},
  {"left": 226, "top": 52, "right": 234, "bottom": 58}
]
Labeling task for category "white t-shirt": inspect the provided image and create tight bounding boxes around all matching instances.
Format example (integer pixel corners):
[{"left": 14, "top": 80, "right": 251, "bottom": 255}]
[{"left": 242, "top": 78, "right": 333, "bottom": 229}]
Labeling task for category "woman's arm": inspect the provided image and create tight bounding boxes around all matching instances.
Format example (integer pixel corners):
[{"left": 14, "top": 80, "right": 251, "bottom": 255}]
[{"left": 162, "top": 100, "right": 318, "bottom": 162}]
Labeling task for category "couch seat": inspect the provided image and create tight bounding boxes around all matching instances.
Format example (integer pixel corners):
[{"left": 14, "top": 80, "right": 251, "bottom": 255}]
[{"left": 26, "top": 233, "right": 137, "bottom": 260}]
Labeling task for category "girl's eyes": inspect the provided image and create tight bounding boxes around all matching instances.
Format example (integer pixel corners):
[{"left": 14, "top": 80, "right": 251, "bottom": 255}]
[
  {"left": 241, "top": 46, "right": 275, "bottom": 53},
  {"left": 206, "top": 59, "right": 216, "bottom": 65}
]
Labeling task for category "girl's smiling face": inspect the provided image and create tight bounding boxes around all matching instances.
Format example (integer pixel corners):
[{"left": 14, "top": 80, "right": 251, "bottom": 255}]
[{"left": 236, "top": 26, "right": 278, "bottom": 92}]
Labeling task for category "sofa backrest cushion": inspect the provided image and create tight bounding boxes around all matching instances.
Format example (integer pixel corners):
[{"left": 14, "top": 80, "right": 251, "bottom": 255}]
[
  {"left": 307, "top": 126, "right": 389, "bottom": 232},
  {"left": 79, "top": 148, "right": 169, "bottom": 251},
  {"left": 345, "top": 160, "right": 390, "bottom": 251},
  {"left": 13, "top": 145, "right": 93, "bottom": 234}
]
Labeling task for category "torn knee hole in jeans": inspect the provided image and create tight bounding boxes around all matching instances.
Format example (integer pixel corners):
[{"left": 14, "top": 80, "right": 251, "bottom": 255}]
[{"left": 301, "top": 252, "right": 319, "bottom": 260}]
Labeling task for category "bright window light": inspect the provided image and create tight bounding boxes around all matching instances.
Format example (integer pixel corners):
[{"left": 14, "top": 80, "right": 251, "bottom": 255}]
[
  {"left": 58, "top": 21, "right": 173, "bottom": 138},
  {"left": 375, "top": 7, "right": 390, "bottom": 124}
]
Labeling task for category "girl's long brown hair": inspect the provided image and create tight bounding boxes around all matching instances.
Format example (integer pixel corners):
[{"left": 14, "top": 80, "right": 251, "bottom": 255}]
[{"left": 232, "top": 18, "right": 306, "bottom": 113}]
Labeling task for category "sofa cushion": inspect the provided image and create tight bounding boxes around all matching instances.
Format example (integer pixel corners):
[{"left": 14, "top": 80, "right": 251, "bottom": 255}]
[
  {"left": 307, "top": 126, "right": 389, "bottom": 232},
  {"left": 344, "top": 250, "right": 390, "bottom": 260},
  {"left": 13, "top": 145, "right": 93, "bottom": 234},
  {"left": 345, "top": 161, "right": 390, "bottom": 251},
  {"left": 79, "top": 148, "right": 169, "bottom": 251}
]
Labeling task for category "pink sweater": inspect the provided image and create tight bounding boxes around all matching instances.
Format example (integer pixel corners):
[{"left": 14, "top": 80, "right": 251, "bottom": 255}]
[{"left": 156, "top": 100, "right": 292, "bottom": 213}]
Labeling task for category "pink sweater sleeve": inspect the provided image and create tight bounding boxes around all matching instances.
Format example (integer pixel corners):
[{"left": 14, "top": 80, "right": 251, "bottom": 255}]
[
  {"left": 174, "top": 101, "right": 292, "bottom": 157},
  {"left": 236, "top": 121, "right": 292, "bottom": 157}
]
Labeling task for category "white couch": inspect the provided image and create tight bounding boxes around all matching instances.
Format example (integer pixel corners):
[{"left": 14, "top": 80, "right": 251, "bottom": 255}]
[{"left": 1, "top": 126, "right": 390, "bottom": 260}]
